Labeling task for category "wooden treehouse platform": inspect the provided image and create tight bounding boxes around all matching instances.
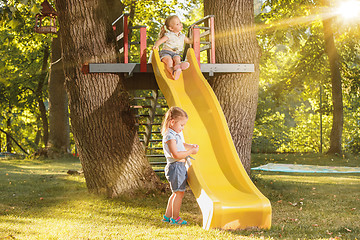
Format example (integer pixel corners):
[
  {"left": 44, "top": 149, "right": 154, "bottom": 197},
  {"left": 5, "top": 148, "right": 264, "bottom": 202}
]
[{"left": 82, "top": 14, "right": 254, "bottom": 90}]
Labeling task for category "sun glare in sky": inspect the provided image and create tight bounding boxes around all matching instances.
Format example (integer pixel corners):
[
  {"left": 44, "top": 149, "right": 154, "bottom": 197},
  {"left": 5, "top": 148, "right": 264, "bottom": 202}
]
[{"left": 337, "top": 0, "right": 360, "bottom": 20}]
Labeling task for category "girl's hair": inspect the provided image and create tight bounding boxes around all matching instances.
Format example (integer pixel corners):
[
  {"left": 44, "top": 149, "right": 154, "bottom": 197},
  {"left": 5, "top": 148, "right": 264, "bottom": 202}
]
[
  {"left": 159, "top": 15, "right": 180, "bottom": 39},
  {"left": 161, "top": 106, "right": 188, "bottom": 135}
]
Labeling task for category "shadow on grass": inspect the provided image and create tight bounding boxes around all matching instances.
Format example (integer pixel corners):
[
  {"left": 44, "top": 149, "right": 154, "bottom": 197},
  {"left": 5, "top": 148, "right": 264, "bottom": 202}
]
[
  {"left": 0, "top": 158, "right": 203, "bottom": 232},
  {"left": 0, "top": 159, "right": 84, "bottom": 212}
]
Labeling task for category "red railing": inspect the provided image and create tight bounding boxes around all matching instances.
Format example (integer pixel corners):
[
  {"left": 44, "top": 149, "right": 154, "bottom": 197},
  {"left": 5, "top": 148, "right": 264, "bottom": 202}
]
[
  {"left": 112, "top": 14, "right": 147, "bottom": 72},
  {"left": 111, "top": 14, "right": 215, "bottom": 70},
  {"left": 187, "top": 15, "right": 216, "bottom": 66}
]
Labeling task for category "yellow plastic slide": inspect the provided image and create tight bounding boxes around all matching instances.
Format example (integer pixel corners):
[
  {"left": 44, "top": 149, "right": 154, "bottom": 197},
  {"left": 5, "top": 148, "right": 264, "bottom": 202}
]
[{"left": 151, "top": 48, "right": 272, "bottom": 230}]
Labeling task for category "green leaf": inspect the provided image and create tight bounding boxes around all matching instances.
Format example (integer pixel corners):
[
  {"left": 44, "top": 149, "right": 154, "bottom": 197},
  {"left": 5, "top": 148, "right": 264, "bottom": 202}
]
[
  {"left": 8, "top": 19, "right": 20, "bottom": 29},
  {"left": 30, "top": 4, "right": 41, "bottom": 15}
]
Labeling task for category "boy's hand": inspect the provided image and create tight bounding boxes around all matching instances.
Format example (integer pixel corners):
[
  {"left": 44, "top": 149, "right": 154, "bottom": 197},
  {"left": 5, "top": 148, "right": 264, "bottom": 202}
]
[{"left": 153, "top": 46, "right": 159, "bottom": 50}]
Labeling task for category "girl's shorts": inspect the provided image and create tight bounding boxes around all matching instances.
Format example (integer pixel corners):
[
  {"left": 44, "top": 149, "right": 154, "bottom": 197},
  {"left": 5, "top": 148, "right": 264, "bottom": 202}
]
[
  {"left": 159, "top": 50, "right": 181, "bottom": 60},
  {"left": 164, "top": 162, "right": 187, "bottom": 192}
]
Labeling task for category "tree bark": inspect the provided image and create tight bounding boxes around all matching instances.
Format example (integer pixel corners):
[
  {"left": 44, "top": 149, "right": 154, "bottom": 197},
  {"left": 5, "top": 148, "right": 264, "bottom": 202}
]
[
  {"left": 34, "top": 116, "right": 41, "bottom": 146},
  {"left": 6, "top": 115, "right": 12, "bottom": 152},
  {"left": 48, "top": 33, "right": 70, "bottom": 154},
  {"left": 204, "top": 0, "right": 261, "bottom": 174},
  {"left": 322, "top": 16, "right": 343, "bottom": 155},
  {"left": 36, "top": 46, "right": 50, "bottom": 147},
  {"left": 54, "top": 0, "right": 161, "bottom": 197}
]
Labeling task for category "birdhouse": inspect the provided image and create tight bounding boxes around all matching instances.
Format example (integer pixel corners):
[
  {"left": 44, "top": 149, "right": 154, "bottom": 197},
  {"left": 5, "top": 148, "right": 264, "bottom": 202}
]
[{"left": 34, "top": 0, "right": 57, "bottom": 34}]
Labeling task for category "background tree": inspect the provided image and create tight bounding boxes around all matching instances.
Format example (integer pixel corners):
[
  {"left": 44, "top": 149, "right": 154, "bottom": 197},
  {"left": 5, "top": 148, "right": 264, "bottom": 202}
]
[
  {"left": 36, "top": 45, "right": 50, "bottom": 147},
  {"left": 253, "top": 0, "right": 360, "bottom": 154},
  {"left": 0, "top": 1, "right": 52, "bottom": 152},
  {"left": 48, "top": 33, "right": 70, "bottom": 155},
  {"left": 204, "top": 0, "right": 261, "bottom": 174},
  {"left": 321, "top": 0, "right": 343, "bottom": 154}
]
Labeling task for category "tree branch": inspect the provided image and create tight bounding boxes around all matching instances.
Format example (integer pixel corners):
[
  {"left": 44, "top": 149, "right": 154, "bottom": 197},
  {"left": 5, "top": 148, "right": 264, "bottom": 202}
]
[{"left": 0, "top": 128, "right": 28, "bottom": 155}]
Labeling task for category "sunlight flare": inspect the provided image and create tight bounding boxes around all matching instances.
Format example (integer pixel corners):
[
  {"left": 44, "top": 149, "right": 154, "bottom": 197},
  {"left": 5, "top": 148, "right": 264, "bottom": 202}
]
[{"left": 337, "top": 0, "right": 360, "bottom": 20}]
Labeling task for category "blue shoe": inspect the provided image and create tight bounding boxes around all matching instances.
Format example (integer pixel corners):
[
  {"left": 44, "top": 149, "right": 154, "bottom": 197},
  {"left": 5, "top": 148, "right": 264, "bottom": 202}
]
[
  {"left": 170, "top": 217, "right": 187, "bottom": 225},
  {"left": 162, "top": 215, "right": 170, "bottom": 223}
]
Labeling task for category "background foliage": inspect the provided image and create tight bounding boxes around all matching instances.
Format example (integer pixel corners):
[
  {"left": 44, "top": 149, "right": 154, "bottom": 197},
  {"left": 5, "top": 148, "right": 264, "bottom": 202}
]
[
  {"left": 252, "top": 0, "right": 360, "bottom": 154},
  {"left": 0, "top": 0, "right": 359, "bottom": 155},
  {"left": 1, "top": 0, "right": 51, "bottom": 153}
]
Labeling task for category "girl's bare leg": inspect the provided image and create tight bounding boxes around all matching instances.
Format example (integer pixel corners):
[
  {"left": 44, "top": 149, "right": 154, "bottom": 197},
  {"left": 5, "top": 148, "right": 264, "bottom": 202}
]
[
  {"left": 173, "top": 55, "right": 190, "bottom": 71},
  {"left": 161, "top": 56, "right": 173, "bottom": 75},
  {"left": 172, "top": 56, "right": 182, "bottom": 80},
  {"left": 171, "top": 191, "right": 185, "bottom": 221},
  {"left": 173, "top": 56, "right": 182, "bottom": 70},
  {"left": 164, "top": 193, "right": 175, "bottom": 218}
]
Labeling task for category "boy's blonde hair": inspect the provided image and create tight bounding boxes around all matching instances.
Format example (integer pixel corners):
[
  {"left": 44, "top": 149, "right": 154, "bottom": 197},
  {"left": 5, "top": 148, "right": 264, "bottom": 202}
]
[
  {"left": 161, "top": 106, "right": 188, "bottom": 135},
  {"left": 159, "top": 15, "right": 180, "bottom": 39}
]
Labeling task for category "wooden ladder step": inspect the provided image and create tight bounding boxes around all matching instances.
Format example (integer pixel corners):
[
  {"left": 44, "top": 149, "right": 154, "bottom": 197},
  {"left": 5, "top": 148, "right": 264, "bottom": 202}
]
[
  {"left": 139, "top": 139, "right": 162, "bottom": 143},
  {"left": 135, "top": 114, "right": 164, "bottom": 118},
  {"left": 132, "top": 96, "right": 165, "bottom": 100},
  {"left": 150, "top": 131, "right": 161, "bottom": 134},
  {"left": 147, "top": 147, "right": 163, "bottom": 150},
  {"left": 149, "top": 161, "right": 167, "bottom": 165},
  {"left": 136, "top": 123, "right": 161, "bottom": 126},
  {"left": 131, "top": 105, "right": 168, "bottom": 109},
  {"left": 147, "top": 154, "right": 165, "bottom": 158},
  {"left": 138, "top": 131, "right": 161, "bottom": 135}
]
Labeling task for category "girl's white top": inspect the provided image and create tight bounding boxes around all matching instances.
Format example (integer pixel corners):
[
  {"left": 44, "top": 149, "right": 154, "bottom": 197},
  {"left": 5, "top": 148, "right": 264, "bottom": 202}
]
[
  {"left": 162, "top": 129, "right": 186, "bottom": 164},
  {"left": 163, "top": 31, "right": 186, "bottom": 54}
]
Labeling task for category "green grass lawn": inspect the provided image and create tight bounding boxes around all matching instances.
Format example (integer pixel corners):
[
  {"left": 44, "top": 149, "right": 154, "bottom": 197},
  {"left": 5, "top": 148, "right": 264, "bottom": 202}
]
[{"left": 0, "top": 153, "right": 359, "bottom": 239}]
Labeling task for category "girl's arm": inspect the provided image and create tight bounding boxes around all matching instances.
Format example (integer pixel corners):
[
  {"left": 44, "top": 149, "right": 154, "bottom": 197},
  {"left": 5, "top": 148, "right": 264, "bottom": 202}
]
[
  {"left": 167, "top": 139, "right": 199, "bottom": 160},
  {"left": 184, "top": 36, "right": 193, "bottom": 44},
  {"left": 184, "top": 142, "right": 199, "bottom": 150},
  {"left": 185, "top": 26, "right": 194, "bottom": 44},
  {"left": 153, "top": 36, "right": 169, "bottom": 50}
]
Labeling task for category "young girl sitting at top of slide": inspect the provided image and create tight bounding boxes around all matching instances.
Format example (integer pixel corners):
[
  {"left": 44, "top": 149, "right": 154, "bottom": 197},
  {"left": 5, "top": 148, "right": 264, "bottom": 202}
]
[
  {"left": 153, "top": 15, "right": 193, "bottom": 80},
  {"left": 161, "top": 106, "right": 199, "bottom": 225}
]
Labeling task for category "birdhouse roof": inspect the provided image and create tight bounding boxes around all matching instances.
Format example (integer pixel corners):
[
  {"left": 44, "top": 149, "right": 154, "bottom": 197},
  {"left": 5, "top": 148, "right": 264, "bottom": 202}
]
[{"left": 40, "top": 0, "right": 57, "bottom": 16}]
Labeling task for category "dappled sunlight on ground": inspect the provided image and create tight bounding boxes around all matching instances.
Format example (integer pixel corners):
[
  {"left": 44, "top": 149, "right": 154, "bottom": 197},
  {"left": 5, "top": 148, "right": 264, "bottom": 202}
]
[{"left": 0, "top": 156, "right": 359, "bottom": 239}]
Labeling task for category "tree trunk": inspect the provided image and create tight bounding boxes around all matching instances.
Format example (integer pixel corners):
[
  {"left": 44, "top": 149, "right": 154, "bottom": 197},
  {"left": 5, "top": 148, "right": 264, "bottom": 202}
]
[
  {"left": 6, "top": 115, "right": 12, "bottom": 152},
  {"left": 54, "top": 0, "right": 161, "bottom": 197},
  {"left": 322, "top": 16, "right": 343, "bottom": 155},
  {"left": 36, "top": 46, "right": 50, "bottom": 147},
  {"left": 204, "top": 0, "right": 261, "bottom": 174},
  {"left": 48, "top": 34, "right": 70, "bottom": 154},
  {"left": 34, "top": 116, "right": 41, "bottom": 146}
]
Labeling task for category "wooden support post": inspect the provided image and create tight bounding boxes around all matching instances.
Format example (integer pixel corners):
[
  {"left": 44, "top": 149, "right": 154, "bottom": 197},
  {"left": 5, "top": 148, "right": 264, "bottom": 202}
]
[
  {"left": 140, "top": 26, "right": 147, "bottom": 72},
  {"left": 209, "top": 16, "right": 216, "bottom": 64},
  {"left": 193, "top": 26, "right": 201, "bottom": 66},
  {"left": 123, "top": 14, "right": 129, "bottom": 64}
]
